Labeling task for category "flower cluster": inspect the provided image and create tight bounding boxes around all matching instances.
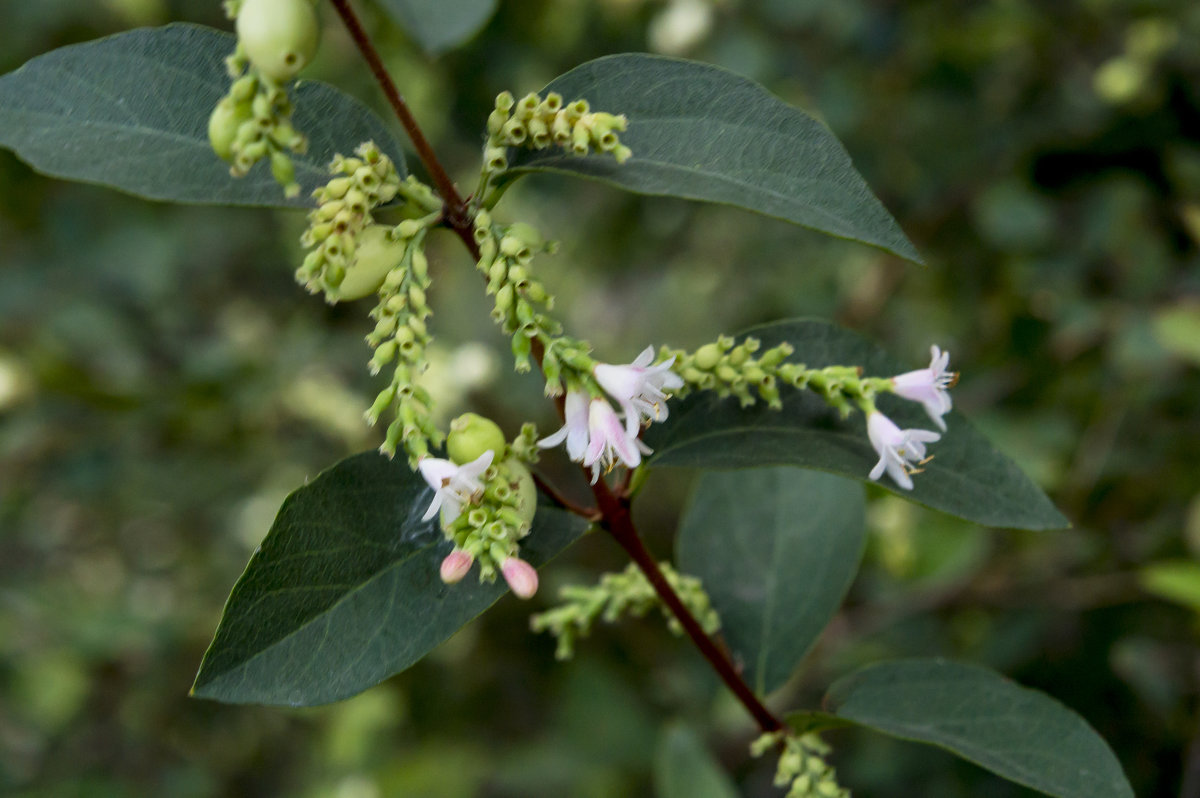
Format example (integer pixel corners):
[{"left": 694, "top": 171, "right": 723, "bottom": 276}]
[
  {"left": 483, "top": 90, "right": 632, "bottom": 176},
  {"left": 530, "top": 561, "right": 720, "bottom": 660},
  {"left": 538, "top": 347, "right": 683, "bottom": 483},
  {"left": 751, "top": 731, "right": 849, "bottom": 798}
]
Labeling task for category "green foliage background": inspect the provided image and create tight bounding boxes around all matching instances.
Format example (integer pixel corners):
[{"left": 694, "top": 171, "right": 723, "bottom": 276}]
[{"left": 2, "top": 1, "right": 1198, "bottom": 796}]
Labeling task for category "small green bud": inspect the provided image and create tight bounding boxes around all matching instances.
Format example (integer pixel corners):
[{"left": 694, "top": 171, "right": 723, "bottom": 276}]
[
  {"left": 270, "top": 150, "right": 296, "bottom": 192},
  {"left": 515, "top": 92, "right": 540, "bottom": 120},
  {"left": 503, "top": 459, "right": 537, "bottom": 528},
  {"left": 237, "top": 0, "right": 319, "bottom": 83},
  {"left": 500, "top": 118, "right": 527, "bottom": 144},
  {"left": 693, "top": 343, "right": 722, "bottom": 370},
  {"left": 494, "top": 91, "right": 514, "bottom": 112},
  {"left": 208, "top": 98, "right": 252, "bottom": 161},
  {"left": 447, "top": 413, "right": 507, "bottom": 465},
  {"left": 329, "top": 224, "right": 406, "bottom": 301},
  {"left": 230, "top": 74, "right": 258, "bottom": 103}
]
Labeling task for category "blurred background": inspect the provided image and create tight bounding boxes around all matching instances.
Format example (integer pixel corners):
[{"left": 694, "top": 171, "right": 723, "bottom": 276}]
[{"left": 3, "top": 0, "right": 1200, "bottom": 795}]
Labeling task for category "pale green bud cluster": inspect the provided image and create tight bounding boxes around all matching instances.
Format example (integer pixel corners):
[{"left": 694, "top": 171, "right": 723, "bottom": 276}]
[
  {"left": 530, "top": 562, "right": 720, "bottom": 660},
  {"left": 363, "top": 225, "right": 441, "bottom": 464},
  {"left": 665, "top": 336, "right": 892, "bottom": 416},
  {"left": 444, "top": 455, "right": 539, "bottom": 583},
  {"left": 296, "top": 142, "right": 403, "bottom": 298},
  {"left": 751, "top": 732, "right": 850, "bottom": 798},
  {"left": 208, "top": 70, "right": 306, "bottom": 197},
  {"left": 483, "top": 91, "right": 632, "bottom": 175}
]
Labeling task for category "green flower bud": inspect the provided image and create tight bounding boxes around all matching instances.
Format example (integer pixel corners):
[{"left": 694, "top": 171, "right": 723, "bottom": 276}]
[
  {"left": 270, "top": 150, "right": 297, "bottom": 193},
  {"left": 693, "top": 343, "right": 722, "bottom": 370},
  {"left": 208, "top": 98, "right": 252, "bottom": 161},
  {"left": 237, "top": 0, "right": 320, "bottom": 83},
  {"left": 503, "top": 459, "right": 537, "bottom": 528},
  {"left": 447, "top": 413, "right": 507, "bottom": 464},
  {"left": 329, "top": 224, "right": 406, "bottom": 301}
]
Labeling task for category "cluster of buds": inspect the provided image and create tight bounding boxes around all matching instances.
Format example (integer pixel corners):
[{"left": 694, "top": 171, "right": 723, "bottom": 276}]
[
  {"left": 665, "top": 335, "right": 796, "bottom": 408},
  {"left": 751, "top": 732, "right": 850, "bottom": 798},
  {"left": 211, "top": 0, "right": 321, "bottom": 197},
  {"left": 418, "top": 415, "right": 541, "bottom": 597},
  {"left": 483, "top": 90, "right": 633, "bottom": 176},
  {"left": 472, "top": 211, "right": 567, "bottom": 374},
  {"left": 530, "top": 562, "right": 720, "bottom": 660},
  {"left": 296, "top": 142, "right": 402, "bottom": 299}
]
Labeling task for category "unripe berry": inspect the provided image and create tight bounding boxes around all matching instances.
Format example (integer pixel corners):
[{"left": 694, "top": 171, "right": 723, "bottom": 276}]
[
  {"left": 503, "top": 459, "right": 538, "bottom": 528},
  {"left": 329, "top": 224, "right": 406, "bottom": 301},
  {"left": 693, "top": 343, "right": 722, "bottom": 370},
  {"left": 446, "top": 413, "right": 506, "bottom": 465},
  {"left": 237, "top": 0, "right": 319, "bottom": 83},
  {"left": 208, "top": 98, "right": 252, "bottom": 161}
]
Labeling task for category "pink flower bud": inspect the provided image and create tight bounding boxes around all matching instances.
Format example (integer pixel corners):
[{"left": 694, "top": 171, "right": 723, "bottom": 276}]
[
  {"left": 501, "top": 557, "right": 539, "bottom": 599},
  {"left": 439, "top": 550, "right": 474, "bottom": 584}
]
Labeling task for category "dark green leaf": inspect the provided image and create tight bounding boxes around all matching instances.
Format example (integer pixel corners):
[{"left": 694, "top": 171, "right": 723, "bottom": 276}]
[
  {"left": 191, "top": 451, "right": 588, "bottom": 706},
  {"left": 654, "top": 722, "right": 739, "bottom": 798},
  {"left": 507, "top": 53, "right": 920, "bottom": 263},
  {"left": 677, "top": 468, "right": 865, "bottom": 695},
  {"left": 644, "top": 319, "right": 1069, "bottom": 530},
  {"left": 0, "top": 24, "right": 406, "bottom": 207},
  {"left": 377, "top": 0, "right": 497, "bottom": 55},
  {"left": 823, "top": 659, "right": 1134, "bottom": 798}
]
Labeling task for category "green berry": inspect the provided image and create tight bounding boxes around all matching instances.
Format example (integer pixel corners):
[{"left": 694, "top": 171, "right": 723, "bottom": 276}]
[
  {"left": 446, "top": 413, "right": 507, "bottom": 465},
  {"left": 329, "top": 224, "right": 406, "bottom": 301},
  {"left": 693, "top": 343, "right": 722, "bottom": 370},
  {"left": 237, "top": 0, "right": 319, "bottom": 83},
  {"left": 208, "top": 98, "right": 252, "bottom": 161},
  {"left": 502, "top": 458, "right": 538, "bottom": 528}
]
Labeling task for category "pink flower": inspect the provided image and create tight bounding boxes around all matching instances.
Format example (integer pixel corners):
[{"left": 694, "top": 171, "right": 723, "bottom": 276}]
[
  {"left": 536, "top": 389, "right": 589, "bottom": 461},
  {"left": 439, "top": 549, "right": 474, "bottom": 584},
  {"left": 417, "top": 449, "right": 494, "bottom": 525},
  {"left": 501, "top": 556, "right": 538, "bottom": 599},
  {"left": 891, "top": 345, "right": 956, "bottom": 431},
  {"left": 582, "top": 397, "right": 651, "bottom": 484},
  {"left": 866, "top": 411, "right": 941, "bottom": 491},
  {"left": 593, "top": 346, "right": 684, "bottom": 435}
]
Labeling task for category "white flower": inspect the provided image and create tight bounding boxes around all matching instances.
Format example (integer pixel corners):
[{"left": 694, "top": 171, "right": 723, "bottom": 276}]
[
  {"left": 866, "top": 411, "right": 941, "bottom": 491},
  {"left": 536, "top": 389, "right": 589, "bottom": 461},
  {"left": 582, "top": 397, "right": 651, "bottom": 484},
  {"left": 593, "top": 346, "right": 684, "bottom": 435},
  {"left": 891, "top": 345, "right": 956, "bottom": 431},
  {"left": 418, "top": 449, "right": 494, "bottom": 525}
]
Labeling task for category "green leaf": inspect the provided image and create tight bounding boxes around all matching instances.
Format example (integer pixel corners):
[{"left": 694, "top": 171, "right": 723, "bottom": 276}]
[
  {"left": 653, "top": 722, "right": 739, "bottom": 798},
  {"left": 377, "top": 0, "right": 497, "bottom": 55},
  {"left": 676, "top": 468, "right": 865, "bottom": 695},
  {"left": 191, "top": 451, "right": 588, "bottom": 706},
  {"left": 822, "top": 659, "right": 1134, "bottom": 798},
  {"left": 0, "top": 24, "right": 406, "bottom": 207},
  {"left": 643, "top": 319, "right": 1069, "bottom": 531},
  {"left": 507, "top": 53, "right": 920, "bottom": 263},
  {"left": 1139, "top": 560, "right": 1200, "bottom": 613}
]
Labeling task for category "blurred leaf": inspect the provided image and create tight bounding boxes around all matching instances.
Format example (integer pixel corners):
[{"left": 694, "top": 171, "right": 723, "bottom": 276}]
[
  {"left": 1152, "top": 302, "right": 1200, "bottom": 366},
  {"left": 676, "top": 468, "right": 865, "bottom": 695},
  {"left": 507, "top": 54, "right": 921, "bottom": 263},
  {"left": 823, "top": 659, "right": 1134, "bottom": 798},
  {"left": 1139, "top": 560, "right": 1200, "bottom": 613},
  {"left": 644, "top": 319, "right": 1069, "bottom": 531},
  {"left": 377, "top": 0, "right": 497, "bottom": 55},
  {"left": 191, "top": 451, "right": 588, "bottom": 706},
  {"left": 654, "top": 722, "right": 739, "bottom": 798},
  {"left": 0, "top": 24, "right": 406, "bottom": 207}
]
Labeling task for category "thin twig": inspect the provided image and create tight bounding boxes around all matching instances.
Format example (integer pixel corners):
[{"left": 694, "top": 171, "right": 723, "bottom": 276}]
[{"left": 532, "top": 471, "right": 600, "bottom": 520}]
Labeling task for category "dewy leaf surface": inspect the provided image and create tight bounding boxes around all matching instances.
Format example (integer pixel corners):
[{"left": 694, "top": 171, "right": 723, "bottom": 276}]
[
  {"left": 677, "top": 468, "right": 865, "bottom": 695},
  {"left": 0, "top": 24, "right": 406, "bottom": 207},
  {"left": 823, "top": 659, "right": 1134, "bottom": 798},
  {"left": 654, "top": 722, "right": 740, "bottom": 798},
  {"left": 377, "top": 0, "right": 497, "bottom": 55},
  {"left": 507, "top": 53, "right": 920, "bottom": 263},
  {"left": 192, "top": 451, "right": 588, "bottom": 706},
  {"left": 643, "top": 319, "right": 1068, "bottom": 530}
]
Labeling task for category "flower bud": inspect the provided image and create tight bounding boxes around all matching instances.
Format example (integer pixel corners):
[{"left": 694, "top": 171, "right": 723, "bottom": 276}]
[
  {"left": 446, "top": 413, "right": 507, "bottom": 465},
  {"left": 501, "top": 557, "right": 538, "bottom": 599},
  {"left": 237, "top": 0, "right": 320, "bottom": 83},
  {"left": 503, "top": 459, "right": 538, "bottom": 527},
  {"left": 208, "top": 98, "right": 252, "bottom": 161},
  {"left": 440, "top": 549, "right": 474, "bottom": 584},
  {"left": 693, "top": 343, "right": 722, "bottom": 370},
  {"left": 329, "top": 224, "right": 406, "bottom": 301}
]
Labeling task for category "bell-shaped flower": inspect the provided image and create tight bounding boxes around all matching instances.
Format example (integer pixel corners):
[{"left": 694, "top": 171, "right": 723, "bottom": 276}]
[
  {"left": 891, "top": 345, "right": 956, "bottom": 431},
  {"left": 593, "top": 346, "right": 684, "bottom": 435},
  {"left": 439, "top": 549, "right": 474, "bottom": 584},
  {"left": 501, "top": 556, "right": 539, "bottom": 599},
  {"left": 537, "top": 389, "right": 589, "bottom": 461},
  {"left": 866, "top": 411, "right": 940, "bottom": 491},
  {"left": 582, "top": 397, "right": 651, "bottom": 484},
  {"left": 418, "top": 449, "right": 495, "bottom": 525}
]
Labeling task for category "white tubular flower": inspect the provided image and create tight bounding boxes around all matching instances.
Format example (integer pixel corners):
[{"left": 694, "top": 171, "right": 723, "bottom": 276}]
[
  {"left": 866, "top": 411, "right": 941, "bottom": 491},
  {"left": 537, "top": 389, "right": 590, "bottom": 461},
  {"left": 593, "top": 346, "right": 684, "bottom": 435},
  {"left": 418, "top": 449, "right": 495, "bottom": 525},
  {"left": 582, "top": 397, "right": 651, "bottom": 484},
  {"left": 891, "top": 345, "right": 956, "bottom": 431}
]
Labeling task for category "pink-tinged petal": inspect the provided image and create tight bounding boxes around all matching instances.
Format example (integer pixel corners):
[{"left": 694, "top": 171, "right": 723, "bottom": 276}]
[
  {"left": 440, "top": 550, "right": 474, "bottom": 583},
  {"left": 501, "top": 557, "right": 538, "bottom": 599},
  {"left": 632, "top": 345, "right": 655, "bottom": 368}
]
